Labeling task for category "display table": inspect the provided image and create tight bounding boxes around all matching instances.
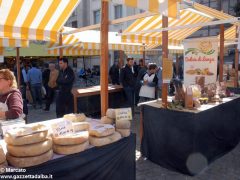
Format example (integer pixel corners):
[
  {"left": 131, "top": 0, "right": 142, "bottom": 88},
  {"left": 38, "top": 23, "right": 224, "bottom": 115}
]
[
  {"left": 2, "top": 118, "right": 136, "bottom": 180},
  {"left": 72, "top": 85, "right": 125, "bottom": 116},
  {"left": 140, "top": 96, "right": 240, "bottom": 175}
]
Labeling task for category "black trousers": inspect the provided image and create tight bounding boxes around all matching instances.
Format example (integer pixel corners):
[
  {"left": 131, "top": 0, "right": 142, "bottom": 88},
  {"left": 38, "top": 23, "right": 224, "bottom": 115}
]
[
  {"left": 45, "top": 87, "right": 56, "bottom": 110},
  {"left": 56, "top": 91, "right": 74, "bottom": 118}
]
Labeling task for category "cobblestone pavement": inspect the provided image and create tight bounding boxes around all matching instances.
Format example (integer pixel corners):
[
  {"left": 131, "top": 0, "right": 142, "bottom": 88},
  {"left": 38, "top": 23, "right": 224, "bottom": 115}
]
[{"left": 27, "top": 105, "right": 240, "bottom": 180}]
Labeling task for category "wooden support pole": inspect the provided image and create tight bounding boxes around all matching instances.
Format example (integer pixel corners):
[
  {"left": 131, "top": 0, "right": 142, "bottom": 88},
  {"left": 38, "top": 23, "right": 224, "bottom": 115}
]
[
  {"left": 16, "top": 47, "right": 21, "bottom": 89},
  {"left": 100, "top": 0, "right": 109, "bottom": 117},
  {"left": 162, "top": 16, "right": 168, "bottom": 108},
  {"left": 219, "top": 24, "right": 224, "bottom": 82},
  {"left": 235, "top": 26, "right": 239, "bottom": 87},
  {"left": 119, "top": 50, "right": 124, "bottom": 68},
  {"left": 59, "top": 32, "right": 63, "bottom": 59}
]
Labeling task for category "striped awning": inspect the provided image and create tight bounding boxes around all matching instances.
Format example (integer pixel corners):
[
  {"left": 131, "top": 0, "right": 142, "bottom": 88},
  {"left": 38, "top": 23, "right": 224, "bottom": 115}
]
[
  {"left": 105, "top": 0, "right": 180, "bottom": 18},
  {"left": 219, "top": 25, "right": 237, "bottom": 41},
  {"left": 0, "top": 0, "right": 80, "bottom": 42},
  {"left": 0, "top": 38, "right": 28, "bottom": 47},
  {"left": 121, "top": 8, "right": 212, "bottom": 45},
  {"left": 48, "top": 27, "right": 143, "bottom": 56}
]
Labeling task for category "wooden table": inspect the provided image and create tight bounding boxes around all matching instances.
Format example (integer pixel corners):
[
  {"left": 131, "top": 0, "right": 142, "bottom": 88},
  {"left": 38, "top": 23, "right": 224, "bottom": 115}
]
[{"left": 72, "top": 85, "right": 123, "bottom": 113}]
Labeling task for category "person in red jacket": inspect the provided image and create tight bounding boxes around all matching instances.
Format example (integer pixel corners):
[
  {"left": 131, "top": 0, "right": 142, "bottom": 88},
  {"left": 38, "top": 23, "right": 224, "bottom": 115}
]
[{"left": 0, "top": 69, "right": 23, "bottom": 120}]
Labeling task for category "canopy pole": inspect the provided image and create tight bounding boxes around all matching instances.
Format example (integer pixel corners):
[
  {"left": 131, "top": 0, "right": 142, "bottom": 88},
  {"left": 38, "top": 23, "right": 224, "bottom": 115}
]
[
  {"left": 119, "top": 50, "right": 124, "bottom": 68},
  {"left": 219, "top": 24, "right": 224, "bottom": 82},
  {"left": 59, "top": 32, "right": 63, "bottom": 59},
  {"left": 100, "top": 0, "right": 109, "bottom": 116},
  {"left": 235, "top": 26, "right": 239, "bottom": 87},
  {"left": 162, "top": 16, "right": 168, "bottom": 108},
  {"left": 16, "top": 47, "right": 21, "bottom": 89}
]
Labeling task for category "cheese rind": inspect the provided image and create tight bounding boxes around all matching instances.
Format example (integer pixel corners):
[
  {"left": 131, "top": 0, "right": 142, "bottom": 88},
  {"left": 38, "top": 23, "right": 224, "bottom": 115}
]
[
  {"left": 73, "top": 122, "right": 90, "bottom": 132},
  {"left": 63, "top": 113, "right": 86, "bottom": 122},
  {"left": 7, "top": 138, "right": 52, "bottom": 157},
  {"left": 100, "top": 116, "right": 114, "bottom": 125},
  {"left": 53, "top": 131, "right": 89, "bottom": 145},
  {"left": 89, "top": 132, "right": 121, "bottom": 147},
  {"left": 7, "top": 150, "right": 53, "bottom": 168},
  {"left": 115, "top": 120, "right": 131, "bottom": 129},
  {"left": 4, "top": 131, "right": 48, "bottom": 146},
  {"left": 0, "top": 146, "right": 6, "bottom": 164},
  {"left": 116, "top": 129, "right": 130, "bottom": 137},
  {"left": 53, "top": 141, "right": 89, "bottom": 155},
  {"left": 106, "top": 109, "right": 116, "bottom": 119},
  {"left": 89, "top": 124, "right": 115, "bottom": 137}
]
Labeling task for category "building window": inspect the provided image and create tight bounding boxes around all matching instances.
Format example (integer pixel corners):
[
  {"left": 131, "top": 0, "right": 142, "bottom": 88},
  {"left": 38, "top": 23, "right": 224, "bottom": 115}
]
[
  {"left": 94, "top": 9, "right": 101, "bottom": 24},
  {"left": 115, "top": 5, "right": 122, "bottom": 19},
  {"left": 72, "top": 21, "right": 78, "bottom": 28}
]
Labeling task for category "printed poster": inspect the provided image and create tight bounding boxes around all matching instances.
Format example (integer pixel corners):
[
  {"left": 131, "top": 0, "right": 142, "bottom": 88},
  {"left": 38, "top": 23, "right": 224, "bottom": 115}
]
[{"left": 183, "top": 38, "right": 218, "bottom": 86}]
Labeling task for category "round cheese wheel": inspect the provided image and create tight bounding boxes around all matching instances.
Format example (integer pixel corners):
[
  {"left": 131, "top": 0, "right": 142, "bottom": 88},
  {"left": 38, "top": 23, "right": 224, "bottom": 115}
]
[
  {"left": 0, "top": 146, "right": 6, "bottom": 164},
  {"left": 53, "top": 141, "right": 89, "bottom": 155},
  {"left": 116, "top": 120, "right": 131, "bottom": 129},
  {"left": 64, "top": 113, "right": 86, "bottom": 122},
  {"left": 7, "top": 150, "right": 53, "bottom": 168},
  {"left": 73, "top": 122, "right": 90, "bottom": 132},
  {"left": 100, "top": 116, "right": 114, "bottom": 125},
  {"left": 106, "top": 109, "right": 116, "bottom": 119},
  {"left": 7, "top": 138, "right": 52, "bottom": 157},
  {"left": 116, "top": 129, "right": 130, "bottom": 137},
  {"left": 89, "top": 124, "right": 115, "bottom": 137},
  {"left": 89, "top": 132, "right": 121, "bottom": 147},
  {"left": 4, "top": 130, "right": 48, "bottom": 146},
  {"left": 53, "top": 131, "right": 89, "bottom": 145}
]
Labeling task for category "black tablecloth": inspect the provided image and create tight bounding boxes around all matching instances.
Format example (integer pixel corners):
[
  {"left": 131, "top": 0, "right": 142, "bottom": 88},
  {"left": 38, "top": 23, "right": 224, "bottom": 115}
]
[
  {"left": 141, "top": 98, "right": 240, "bottom": 175},
  {"left": 4, "top": 134, "right": 136, "bottom": 180}
]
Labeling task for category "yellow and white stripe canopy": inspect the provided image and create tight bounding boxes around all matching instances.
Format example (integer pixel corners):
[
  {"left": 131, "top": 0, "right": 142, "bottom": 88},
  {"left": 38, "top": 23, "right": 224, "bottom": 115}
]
[
  {"left": 48, "top": 27, "right": 143, "bottom": 56},
  {"left": 121, "top": 8, "right": 212, "bottom": 45},
  {"left": 0, "top": 38, "right": 28, "bottom": 47},
  {"left": 0, "top": 0, "right": 80, "bottom": 42},
  {"left": 105, "top": 0, "right": 180, "bottom": 18}
]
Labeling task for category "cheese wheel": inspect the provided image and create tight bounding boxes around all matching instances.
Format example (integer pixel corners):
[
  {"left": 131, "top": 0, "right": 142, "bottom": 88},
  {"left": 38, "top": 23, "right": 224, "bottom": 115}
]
[
  {"left": 89, "top": 124, "right": 115, "bottom": 137},
  {"left": 73, "top": 122, "right": 90, "bottom": 132},
  {"left": 89, "top": 132, "right": 121, "bottom": 147},
  {"left": 53, "top": 141, "right": 89, "bottom": 155},
  {"left": 7, "top": 138, "right": 52, "bottom": 157},
  {"left": 4, "top": 130, "right": 48, "bottom": 146},
  {"left": 116, "top": 129, "right": 130, "bottom": 137},
  {"left": 106, "top": 109, "right": 116, "bottom": 119},
  {"left": 7, "top": 150, "right": 53, "bottom": 168},
  {"left": 0, "top": 146, "right": 6, "bottom": 164},
  {"left": 100, "top": 116, "right": 114, "bottom": 125},
  {"left": 64, "top": 113, "right": 86, "bottom": 122},
  {"left": 53, "top": 131, "right": 89, "bottom": 145},
  {"left": 0, "top": 161, "right": 8, "bottom": 174},
  {"left": 116, "top": 120, "right": 131, "bottom": 129}
]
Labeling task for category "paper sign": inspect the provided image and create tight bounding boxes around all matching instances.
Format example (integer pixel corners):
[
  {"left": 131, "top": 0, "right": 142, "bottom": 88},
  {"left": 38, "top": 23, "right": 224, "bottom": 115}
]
[
  {"left": 0, "top": 56, "right": 4, "bottom": 63},
  {"left": 51, "top": 120, "right": 74, "bottom": 137},
  {"left": 162, "top": 58, "right": 173, "bottom": 83},
  {"left": 115, "top": 108, "right": 132, "bottom": 121}
]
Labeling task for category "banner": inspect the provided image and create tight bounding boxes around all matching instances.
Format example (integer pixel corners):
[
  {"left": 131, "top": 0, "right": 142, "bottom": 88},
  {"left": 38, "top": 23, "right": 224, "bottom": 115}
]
[{"left": 183, "top": 38, "right": 218, "bottom": 86}]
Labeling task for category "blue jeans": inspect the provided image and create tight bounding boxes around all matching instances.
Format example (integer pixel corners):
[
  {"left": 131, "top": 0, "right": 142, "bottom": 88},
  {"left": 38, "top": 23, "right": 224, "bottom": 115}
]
[{"left": 30, "top": 84, "right": 42, "bottom": 107}]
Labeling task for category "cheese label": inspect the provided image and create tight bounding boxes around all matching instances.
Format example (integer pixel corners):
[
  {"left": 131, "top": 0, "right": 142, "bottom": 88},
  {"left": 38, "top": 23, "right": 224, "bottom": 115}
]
[
  {"left": 51, "top": 120, "right": 74, "bottom": 137},
  {"left": 115, "top": 108, "right": 132, "bottom": 121}
]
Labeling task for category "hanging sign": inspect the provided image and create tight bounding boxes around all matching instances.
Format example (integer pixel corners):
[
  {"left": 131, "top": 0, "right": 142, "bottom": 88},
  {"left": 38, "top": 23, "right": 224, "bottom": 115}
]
[
  {"left": 115, "top": 108, "right": 132, "bottom": 121},
  {"left": 183, "top": 38, "right": 218, "bottom": 86}
]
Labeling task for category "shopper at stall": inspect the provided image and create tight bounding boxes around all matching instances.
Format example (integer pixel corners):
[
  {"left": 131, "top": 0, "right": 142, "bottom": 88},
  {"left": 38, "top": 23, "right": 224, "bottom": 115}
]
[
  {"left": 44, "top": 63, "right": 59, "bottom": 111},
  {"left": 120, "top": 57, "right": 137, "bottom": 110},
  {"left": 56, "top": 58, "right": 75, "bottom": 118},
  {"left": 156, "top": 65, "right": 163, "bottom": 98},
  {"left": 139, "top": 63, "right": 158, "bottom": 102},
  {"left": 109, "top": 61, "right": 120, "bottom": 85},
  {"left": 0, "top": 69, "right": 23, "bottom": 120},
  {"left": 27, "top": 62, "right": 43, "bottom": 109},
  {"left": 42, "top": 63, "right": 50, "bottom": 99}
]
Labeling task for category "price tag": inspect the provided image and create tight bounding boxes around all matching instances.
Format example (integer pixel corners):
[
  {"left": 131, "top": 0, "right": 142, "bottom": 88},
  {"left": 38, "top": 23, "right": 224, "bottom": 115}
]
[
  {"left": 115, "top": 108, "right": 132, "bottom": 121},
  {"left": 51, "top": 120, "right": 74, "bottom": 137}
]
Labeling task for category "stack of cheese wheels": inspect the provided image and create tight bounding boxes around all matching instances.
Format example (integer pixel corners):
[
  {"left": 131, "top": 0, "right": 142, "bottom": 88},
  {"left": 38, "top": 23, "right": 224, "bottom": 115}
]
[
  {"left": 52, "top": 131, "right": 89, "bottom": 155},
  {"left": 115, "top": 120, "right": 131, "bottom": 137},
  {"left": 89, "top": 124, "right": 121, "bottom": 147},
  {"left": 0, "top": 145, "right": 7, "bottom": 172},
  {"left": 5, "top": 124, "right": 53, "bottom": 168},
  {"left": 63, "top": 113, "right": 86, "bottom": 122},
  {"left": 100, "top": 109, "right": 116, "bottom": 125}
]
